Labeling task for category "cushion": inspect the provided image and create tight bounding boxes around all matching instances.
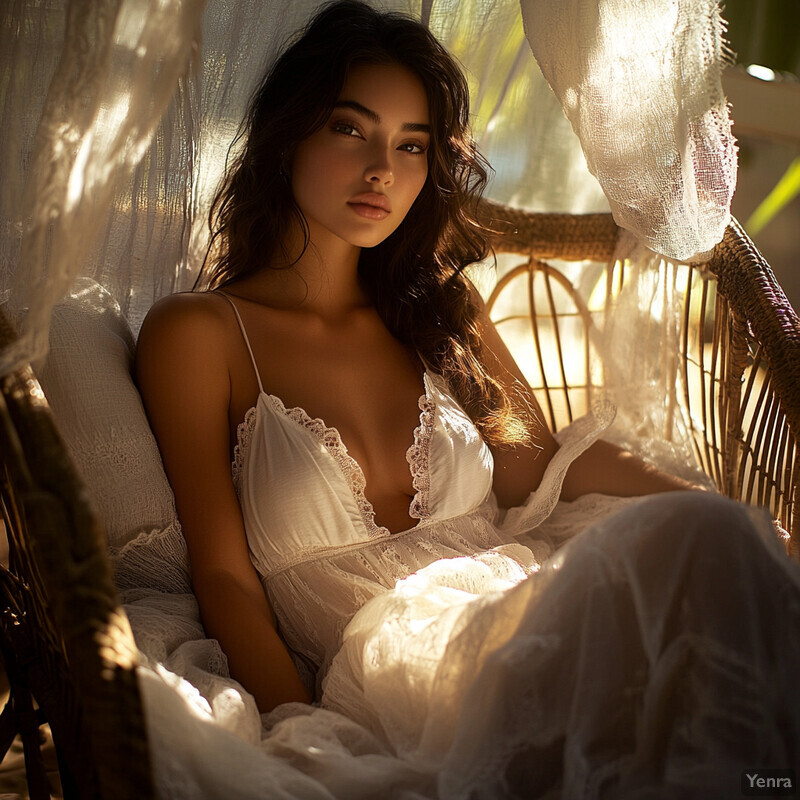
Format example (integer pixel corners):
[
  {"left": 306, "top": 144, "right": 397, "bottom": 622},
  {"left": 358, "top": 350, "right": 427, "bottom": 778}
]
[{"left": 38, "top": 278, "right": 190, "bottom": 592}]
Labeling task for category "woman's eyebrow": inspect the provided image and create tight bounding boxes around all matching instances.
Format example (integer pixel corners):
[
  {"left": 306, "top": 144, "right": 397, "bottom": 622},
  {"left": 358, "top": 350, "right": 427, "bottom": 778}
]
[{"left": 333, "top": 100, "right": 431, "bottom": 134}]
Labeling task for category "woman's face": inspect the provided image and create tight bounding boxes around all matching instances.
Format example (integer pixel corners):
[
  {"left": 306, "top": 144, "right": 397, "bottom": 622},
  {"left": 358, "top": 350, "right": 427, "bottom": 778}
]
[{"left": 291, "top": 62, "right": 430, "bottom": 252}]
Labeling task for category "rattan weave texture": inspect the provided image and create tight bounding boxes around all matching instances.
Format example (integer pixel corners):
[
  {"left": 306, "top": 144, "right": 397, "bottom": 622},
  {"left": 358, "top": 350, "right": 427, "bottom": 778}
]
[
  {"left": 0, "top": 309, "right": 154, "bottom": 799},
  {"left": 482, "top": 203, "right": 799, "bottom": 553}
]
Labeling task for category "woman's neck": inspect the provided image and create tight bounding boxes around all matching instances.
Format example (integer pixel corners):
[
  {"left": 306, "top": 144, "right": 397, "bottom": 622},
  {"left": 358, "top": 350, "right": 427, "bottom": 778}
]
[{"left": 242, "top": 220, "right": 370, "bottom": 321}]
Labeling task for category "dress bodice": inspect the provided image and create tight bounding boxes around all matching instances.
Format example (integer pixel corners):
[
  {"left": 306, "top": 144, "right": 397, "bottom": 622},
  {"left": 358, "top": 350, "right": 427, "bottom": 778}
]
[{"left": 232, "top": 370, "right": 495, "bottom": 581}]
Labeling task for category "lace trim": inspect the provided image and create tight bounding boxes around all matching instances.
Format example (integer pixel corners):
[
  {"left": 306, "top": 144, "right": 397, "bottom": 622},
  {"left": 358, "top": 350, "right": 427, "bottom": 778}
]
[
  {"left": 231, "top": 404, "right": 258, "bottom": 495},
  {"left": 270, "top": 393, "right": 394, "bottom": 538},
  {"left": 231, "top": 383, "right": 436, "bottom": 538},
  {"left": 406, "top": 392, "right": 435, "bottom": 519}
]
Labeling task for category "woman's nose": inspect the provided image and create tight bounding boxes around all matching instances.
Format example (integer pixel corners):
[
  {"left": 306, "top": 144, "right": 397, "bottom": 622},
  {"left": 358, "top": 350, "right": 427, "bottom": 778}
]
[{"left": 364, "top": 147, "right": 394, "bottom": 185}]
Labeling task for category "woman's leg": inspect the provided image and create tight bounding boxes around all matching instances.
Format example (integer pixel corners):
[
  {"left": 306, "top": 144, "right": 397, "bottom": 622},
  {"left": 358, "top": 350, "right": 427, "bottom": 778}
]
[{"left": 442, "top": 492, "right": 800, "bottom": 800}]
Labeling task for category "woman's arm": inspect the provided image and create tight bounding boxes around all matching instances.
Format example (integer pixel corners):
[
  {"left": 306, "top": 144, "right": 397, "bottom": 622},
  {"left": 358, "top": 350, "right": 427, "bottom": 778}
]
[
  {"left": 558, "top": 439, "right": 697, "bottom": 500},
  {"left": 476, "top": 299, "right": 699, "bottom": 506},
  {"left": 135, "top": 294, "right": 310, "bottom": 711}
]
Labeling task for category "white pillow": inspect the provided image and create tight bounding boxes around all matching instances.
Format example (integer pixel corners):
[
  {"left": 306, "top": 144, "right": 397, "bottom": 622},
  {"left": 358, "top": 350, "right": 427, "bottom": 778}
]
[{"left": 39, "top": 279, "right": 190, "bottom": 592}]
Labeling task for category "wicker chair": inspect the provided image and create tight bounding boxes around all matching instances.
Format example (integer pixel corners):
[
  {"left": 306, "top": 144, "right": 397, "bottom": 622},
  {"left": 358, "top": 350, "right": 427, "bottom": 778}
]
[
  {"left": 0, "top": 208, "right": 798, "bottom": 797},
  {"left": 483, "top": 204, "right": 799, "bottom": 553},
  {"left": 0, "top": 308, "right": 154, "bottom": 798}
]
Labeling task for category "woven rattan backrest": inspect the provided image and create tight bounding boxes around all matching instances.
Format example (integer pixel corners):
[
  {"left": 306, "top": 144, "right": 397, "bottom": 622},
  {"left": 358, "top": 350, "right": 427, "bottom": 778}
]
[
  {"left": 482, "top": 204, "right": 616, "bottom": 432},
  {"left": 487, "top": 254, "right": 597, "bottom": 431},
  {"left": 704, "top": 220, "right": 799, "bottom": 553},
  {"left": 0, "top": 310, "right": 154, "bottom": 799},
  {"left": 481, "top": 202, "right": 799, "bottom": 554}
]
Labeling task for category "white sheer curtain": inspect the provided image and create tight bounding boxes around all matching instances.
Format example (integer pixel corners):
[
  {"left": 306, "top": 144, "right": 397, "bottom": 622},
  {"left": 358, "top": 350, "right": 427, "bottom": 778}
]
[
  {"left": 0, "top": 0, "right": 735, "bottom": 382},
  {"left": 521, "top": 0, "right": 736, "bottom": 262},
  {"left": 1, "top": 0, "right": 205, "bottom": 374}
]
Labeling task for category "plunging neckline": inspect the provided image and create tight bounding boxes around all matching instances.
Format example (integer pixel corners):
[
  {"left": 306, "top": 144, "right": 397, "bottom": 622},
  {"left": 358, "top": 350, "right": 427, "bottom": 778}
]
[{"left": 232, "top": 372, "right": 437, "bottom": 538}]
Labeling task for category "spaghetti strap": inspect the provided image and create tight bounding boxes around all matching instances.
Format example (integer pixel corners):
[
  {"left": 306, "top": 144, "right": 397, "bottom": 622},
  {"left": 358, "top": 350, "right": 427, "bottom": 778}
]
[{"left": 215, "top": 291, "right": 266, "bottom": 395}]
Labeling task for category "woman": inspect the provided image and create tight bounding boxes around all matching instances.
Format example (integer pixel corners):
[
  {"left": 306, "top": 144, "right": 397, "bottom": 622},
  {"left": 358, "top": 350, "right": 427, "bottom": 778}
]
[{"left": 136, "top": 2, "right": 800, "bottom": 796}]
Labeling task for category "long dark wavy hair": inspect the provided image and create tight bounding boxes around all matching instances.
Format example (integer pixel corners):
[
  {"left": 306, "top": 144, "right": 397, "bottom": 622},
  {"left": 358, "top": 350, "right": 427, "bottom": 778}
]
[{"left": 199, "top": 0, "right": 534, "bottom": 447}]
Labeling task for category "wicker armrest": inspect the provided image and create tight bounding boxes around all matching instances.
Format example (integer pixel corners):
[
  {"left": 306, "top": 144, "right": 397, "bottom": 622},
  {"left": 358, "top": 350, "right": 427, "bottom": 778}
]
[
  {"left": 0, "top": 309, "right": 154, "bottom": 799},
  {"left": 709, "top": 219, "right": 800, "bottom": 442}
]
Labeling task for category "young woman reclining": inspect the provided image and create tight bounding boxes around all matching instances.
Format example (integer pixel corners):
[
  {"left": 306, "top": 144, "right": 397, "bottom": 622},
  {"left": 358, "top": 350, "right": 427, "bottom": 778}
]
[{"left": 136, "top": 2, "right": 800, "bottom": 795}]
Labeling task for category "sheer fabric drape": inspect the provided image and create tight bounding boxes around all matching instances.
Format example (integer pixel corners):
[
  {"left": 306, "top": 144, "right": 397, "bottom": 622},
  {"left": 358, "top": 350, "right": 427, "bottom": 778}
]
[
  {"left": 0, "top": 0, "right": 600, "bottom": 375},
  {"left": 2, "top": 0, "right": 736, "bottom": 377},
  {"left": 521, "top": 0, "right": 737, "bottom": 262},
  {"left": 0, "top": 0, "right": 205, "bottom": 373}
]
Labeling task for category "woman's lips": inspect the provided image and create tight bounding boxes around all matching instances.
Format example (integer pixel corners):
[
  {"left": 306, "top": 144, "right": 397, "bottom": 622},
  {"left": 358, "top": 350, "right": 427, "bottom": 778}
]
[
  {"left": 348, "top": 202, "right": 389, "bottom": 220},
  {"left": 348, "top": 193, "right": 391, "bottom": 220}
]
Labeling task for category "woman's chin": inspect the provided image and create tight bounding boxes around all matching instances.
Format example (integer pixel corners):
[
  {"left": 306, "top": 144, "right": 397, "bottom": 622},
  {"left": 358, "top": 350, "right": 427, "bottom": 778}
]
[{"left": 346, "top": 229, "right": 397, "bottom": 250}]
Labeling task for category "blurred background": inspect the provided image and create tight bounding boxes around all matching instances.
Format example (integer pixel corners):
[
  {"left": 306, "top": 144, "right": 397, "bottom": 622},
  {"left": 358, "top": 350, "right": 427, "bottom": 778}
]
[{"left": 724, "top": 0, "right": 800, "bottom": 309}]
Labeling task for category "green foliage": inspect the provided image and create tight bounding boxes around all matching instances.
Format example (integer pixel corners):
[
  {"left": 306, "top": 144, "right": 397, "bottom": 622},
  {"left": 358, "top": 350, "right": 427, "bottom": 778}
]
[
  {"left": 746, "top": 157, "right": 800, "bottom": 235},
  {"left": 724, "top": 1, "right": 800, "bottom": 234}
]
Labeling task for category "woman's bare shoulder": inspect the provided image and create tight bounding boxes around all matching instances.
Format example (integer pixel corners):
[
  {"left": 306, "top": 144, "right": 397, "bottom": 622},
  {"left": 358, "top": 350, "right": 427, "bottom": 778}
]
[
  {"left": 138, "top": 291, "right": 236, "bottom": 351},
  {"left": 135, "top": 291, "right": 235, "bottom": 387},
  {"left": 139, "top": 291, "right": 231, "bottom": 336}
]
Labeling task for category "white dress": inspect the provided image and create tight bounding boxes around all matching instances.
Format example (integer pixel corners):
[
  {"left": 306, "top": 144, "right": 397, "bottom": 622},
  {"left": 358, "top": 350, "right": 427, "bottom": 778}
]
[{"left": 132, "top": 297, "right": 800, "bottom": 800}]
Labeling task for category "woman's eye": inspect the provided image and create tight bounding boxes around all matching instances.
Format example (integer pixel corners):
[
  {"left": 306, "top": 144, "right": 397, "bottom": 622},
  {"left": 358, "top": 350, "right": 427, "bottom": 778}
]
[
  {"left": 398, "top": 142, "right": 427, "bottom": 155},
  {"left": 332, "top": 122, "right": 362, "bottom": 138}
]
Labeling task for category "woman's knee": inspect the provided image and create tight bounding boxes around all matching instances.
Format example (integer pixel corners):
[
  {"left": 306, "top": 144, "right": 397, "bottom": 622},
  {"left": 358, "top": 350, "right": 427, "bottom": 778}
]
[{"left": 587, "top": 491, "right": 771, "bottom": 574}]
